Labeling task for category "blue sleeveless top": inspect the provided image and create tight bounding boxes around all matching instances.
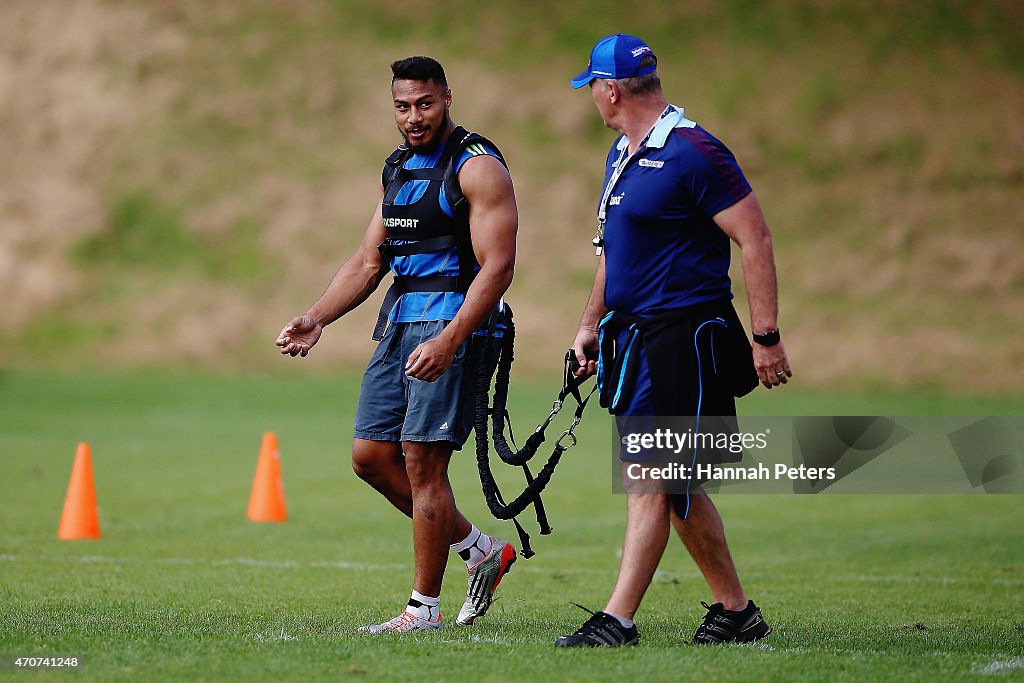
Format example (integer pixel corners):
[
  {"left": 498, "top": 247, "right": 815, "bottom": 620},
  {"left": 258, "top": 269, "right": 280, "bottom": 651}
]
[{"left": 387, "top": 141, "right": 499, "bottom": 323}]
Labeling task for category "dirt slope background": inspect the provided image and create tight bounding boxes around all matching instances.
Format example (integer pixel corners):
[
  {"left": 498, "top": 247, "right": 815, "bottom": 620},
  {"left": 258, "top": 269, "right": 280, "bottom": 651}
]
[{"left": 2, "top": 0, "right": 1022, "bottom": 392}]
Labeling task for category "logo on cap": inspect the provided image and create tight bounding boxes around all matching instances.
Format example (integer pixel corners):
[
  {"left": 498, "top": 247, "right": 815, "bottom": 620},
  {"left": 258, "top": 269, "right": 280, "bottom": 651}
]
[{"left": 570, "top": 34, "right": 658, "bottom": 89}]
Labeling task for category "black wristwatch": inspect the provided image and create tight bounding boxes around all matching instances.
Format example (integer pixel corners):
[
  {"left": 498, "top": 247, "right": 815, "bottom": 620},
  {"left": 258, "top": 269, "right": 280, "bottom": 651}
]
[{"left": 752, "top": 328, "right": 781, "bottom": 347}]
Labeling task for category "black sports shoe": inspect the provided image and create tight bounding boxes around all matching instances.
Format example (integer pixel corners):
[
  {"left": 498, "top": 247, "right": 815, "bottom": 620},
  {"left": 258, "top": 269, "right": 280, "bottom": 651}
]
[
  {"left": 555, "top": 605, "right": 639, "bottom": 647},
  {"left": 692, "top": 600, "right": 772, "bottom": 644}
]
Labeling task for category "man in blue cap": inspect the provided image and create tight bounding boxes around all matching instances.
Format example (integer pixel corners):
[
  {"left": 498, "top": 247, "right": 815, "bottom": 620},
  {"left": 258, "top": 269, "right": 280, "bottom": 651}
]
[{"left": 558, "top": 34, "right": 791, "bottom": 647}]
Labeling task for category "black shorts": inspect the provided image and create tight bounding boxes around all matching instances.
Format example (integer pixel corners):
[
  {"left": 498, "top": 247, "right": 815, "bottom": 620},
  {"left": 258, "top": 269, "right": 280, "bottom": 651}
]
[{"left": 599, "top": 300, "right": 757, "bottom": 468}]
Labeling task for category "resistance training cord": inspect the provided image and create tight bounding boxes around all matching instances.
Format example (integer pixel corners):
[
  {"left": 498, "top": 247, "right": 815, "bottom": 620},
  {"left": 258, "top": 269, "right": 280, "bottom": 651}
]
[{"left": 471, "top": 305, "right": 596, "bottom": 558}]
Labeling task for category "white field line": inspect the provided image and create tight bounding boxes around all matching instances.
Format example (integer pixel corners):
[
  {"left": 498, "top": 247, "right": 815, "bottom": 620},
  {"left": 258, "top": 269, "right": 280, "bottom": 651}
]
[
  {"left": 0, "top": 553, "right": 616, "bottom": 575},
  {"left": 2, "top": 553, "right": 1022, "bottom": 586},
  {"left": 441, "top": 635, "right": 512, "bottom": 645},
  {"left": 762, "top": 646, "right": 1024, "bottom": 668},
  {"left": 974, "top": 658, "right": 1024, "bottom": 675},
  {"left": 0, "top": 553, "right": 403, "bottom": 572},
  {"left": 250, "top": 626, "right": 301, "bottom": 642},
  {"left": 804, "top": 574, "right": 1024, "bottom": 587}
]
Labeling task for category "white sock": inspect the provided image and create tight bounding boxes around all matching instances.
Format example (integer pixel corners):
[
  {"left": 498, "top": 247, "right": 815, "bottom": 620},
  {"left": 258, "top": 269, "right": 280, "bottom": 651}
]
[
  {"left": 605, "top": 611, "right": 634, "bottom": 629},
  {"left": 405, "top": 590, "right": 440, "bottom": 621},
  {"left": 452, "top": 524, "right": 493, "bottom": 567}
]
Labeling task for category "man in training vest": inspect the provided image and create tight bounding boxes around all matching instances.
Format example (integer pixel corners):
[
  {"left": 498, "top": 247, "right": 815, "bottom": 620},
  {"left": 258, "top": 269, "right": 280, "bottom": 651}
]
[
  {"left": 276, "top": 56, "right": 519, "bottom": 633},
  {"left": 559, "top": 34, "right": 792, "bottom": 647}
]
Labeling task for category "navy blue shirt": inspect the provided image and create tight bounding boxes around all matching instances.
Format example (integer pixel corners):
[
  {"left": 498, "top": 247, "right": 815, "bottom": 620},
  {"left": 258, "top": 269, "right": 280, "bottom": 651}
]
[{"left": 600, "top": 106, "right": 752, "bottom": 315}]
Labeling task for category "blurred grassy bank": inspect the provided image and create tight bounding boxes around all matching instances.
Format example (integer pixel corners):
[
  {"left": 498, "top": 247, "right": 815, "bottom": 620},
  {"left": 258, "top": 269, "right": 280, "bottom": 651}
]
[{"left": 1, "top": 0, "right": 1022, "bottom": 393}]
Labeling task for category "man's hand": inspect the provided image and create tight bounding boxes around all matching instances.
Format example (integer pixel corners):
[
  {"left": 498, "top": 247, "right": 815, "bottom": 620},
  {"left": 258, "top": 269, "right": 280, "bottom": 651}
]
[
  {"left": 753, "top": 341, "right": 792, "bottom": 389},
  {"left": 276, "top": 315, "right": 322, "bottom": 357},
  {"left": 571, "top": 326, "right": 600, "bottom": 378},
  {"left": 405, "top": 334, "right": 458, "bottom": 382}
]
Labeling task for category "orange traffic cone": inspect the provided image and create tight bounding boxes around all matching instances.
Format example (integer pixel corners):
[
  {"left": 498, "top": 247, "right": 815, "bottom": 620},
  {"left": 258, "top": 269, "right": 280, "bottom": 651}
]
[
  {"left": 247, "top": 431, "right": 287, "bottom": 522},
  {"left": 58, "top": 442, "right": 101, "bottom": 540}
]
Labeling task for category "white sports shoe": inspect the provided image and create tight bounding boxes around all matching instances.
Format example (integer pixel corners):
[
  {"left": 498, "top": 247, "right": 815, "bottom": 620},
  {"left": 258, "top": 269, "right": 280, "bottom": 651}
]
[
  {"left": 456, "top": 537, "right": 517, "bottom": 626},
  {"left": 357, "top": 610, "right": 442, "bottom": 634}
]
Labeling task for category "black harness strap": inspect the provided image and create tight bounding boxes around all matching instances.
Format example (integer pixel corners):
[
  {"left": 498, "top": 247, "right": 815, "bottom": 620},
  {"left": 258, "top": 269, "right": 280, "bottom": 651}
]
[
  {"left": 471, "top": 305, "right": 595, "bottom": 558},
  {"left": 381, "top": 130, "right": 465, "bottom": 210},
  {"left": 371, "top": 273, "right": 474, "bottom": 341},
  {"left": 378, "top": 235, "right": 459, "bottom": 257},
  {"left": 374, "top": 127, "right": 507, "bottom": 341}
]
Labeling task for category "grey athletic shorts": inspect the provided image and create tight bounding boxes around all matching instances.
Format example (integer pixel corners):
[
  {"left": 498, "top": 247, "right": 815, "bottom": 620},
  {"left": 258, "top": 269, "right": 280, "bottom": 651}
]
[{"left": 353, "top": 320, "right": 476, "bottom": 447}]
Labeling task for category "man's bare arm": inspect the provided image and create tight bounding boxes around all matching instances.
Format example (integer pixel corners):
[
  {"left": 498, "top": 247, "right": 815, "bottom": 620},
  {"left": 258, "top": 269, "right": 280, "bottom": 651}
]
[
  {"left": 570, "top": 253, "right": 607, "bottom": 376},
  {"left": 713, "top": 191, "right": 792, "bottom": 388},
  {"left": 404, "top": 155, "right": 517, "bottom": 381}
]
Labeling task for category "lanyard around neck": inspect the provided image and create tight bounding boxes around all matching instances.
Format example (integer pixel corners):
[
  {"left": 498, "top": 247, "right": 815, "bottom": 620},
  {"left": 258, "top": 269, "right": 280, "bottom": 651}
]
[
  {"left": 593, "top": 106, "right": 672, "bottom": 255},
  {"left": 596, "top": 131, "right": 650, "bottom": 226}
]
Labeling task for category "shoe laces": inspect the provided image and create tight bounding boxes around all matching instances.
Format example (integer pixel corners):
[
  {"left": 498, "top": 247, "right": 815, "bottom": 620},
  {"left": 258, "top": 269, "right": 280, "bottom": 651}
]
[
  {"left": 695, "top": 601, "right": 728, "bottom": 639},
  {"left": 382, "top": 611, "right": 419, "bottom": 632},
  {"left": 568, "top": 603, "right": 611, "bottom": 637},
  {"left": 570, "top": 602, "right": 596, "bottom": 616},
  {"left": 700, "top": 601, "right": 726, "bottom": 620}
]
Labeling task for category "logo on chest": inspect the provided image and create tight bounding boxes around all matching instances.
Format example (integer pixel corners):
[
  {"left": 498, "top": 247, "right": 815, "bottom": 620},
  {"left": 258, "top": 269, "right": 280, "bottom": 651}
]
[
  {"left": 638, "top": 159, "right": 664, "bottom": 169},
  {"left": 383, "top": 217, "right": 419, "bottom": 228},
  {"left": 609, "top": 193, "right": 625, "bottom": 206}
]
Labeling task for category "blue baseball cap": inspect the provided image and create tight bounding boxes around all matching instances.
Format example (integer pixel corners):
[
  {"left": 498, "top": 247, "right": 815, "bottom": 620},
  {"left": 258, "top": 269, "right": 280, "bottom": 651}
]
[{"left": 570, "top": 34, "right": 657, "bottom": 89}]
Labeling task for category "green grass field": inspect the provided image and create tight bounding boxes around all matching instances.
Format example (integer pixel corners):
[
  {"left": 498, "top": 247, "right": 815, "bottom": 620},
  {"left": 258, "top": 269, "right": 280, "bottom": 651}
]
[{"left": 2, "top": 372, "right": 1023, "bottom": 681}]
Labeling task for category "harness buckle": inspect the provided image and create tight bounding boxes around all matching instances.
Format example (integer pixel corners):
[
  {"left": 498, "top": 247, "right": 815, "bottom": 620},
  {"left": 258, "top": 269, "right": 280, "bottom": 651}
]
[{"left": 535, "top": 399, "right": 563, "bottom": 435}]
